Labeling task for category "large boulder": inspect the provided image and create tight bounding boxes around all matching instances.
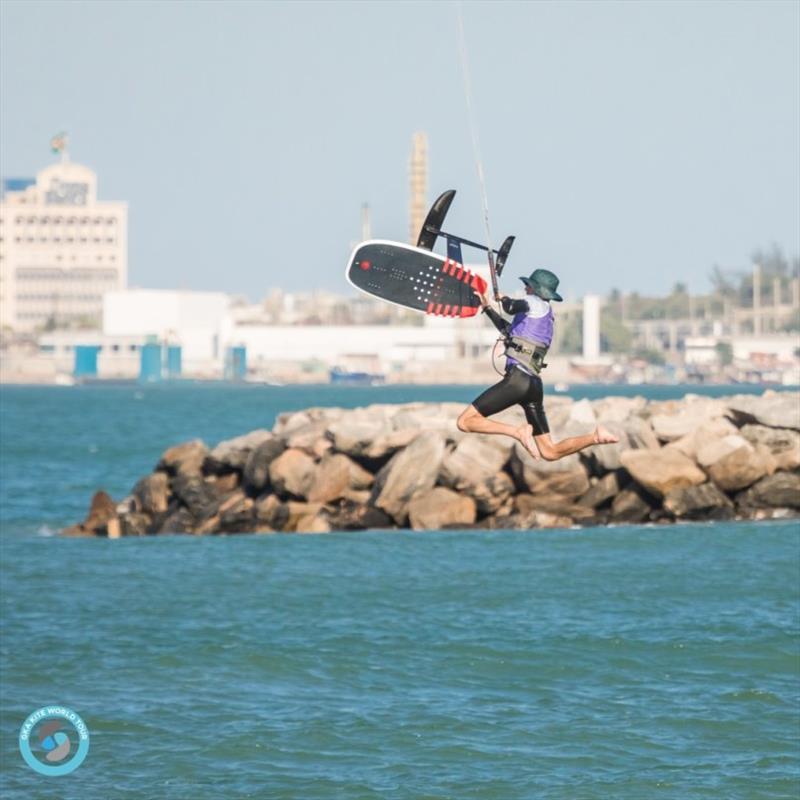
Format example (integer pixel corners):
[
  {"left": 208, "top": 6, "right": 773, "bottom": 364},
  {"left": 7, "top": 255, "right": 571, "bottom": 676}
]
[
  {"left": 663, "top": 483, "right": 734, "bottom": 520},
  {"left": 568, "top": 398, "right": 596, "bottom": 425},
  {"left": 120, "top": 511, "right": 151, "bottom": 536},
  {"left": 254, "top": 494, "right": 290, "bottom": 530},
  {"left": 204, "top": 430, "right": 273, "bottom": 475},
  {"left": 273, "top": 410, "right": 313, "bottom": 437},
  {"left": 327, "top": 501, "right": 394, "bottom": 531},
  {"left": 294, "top": 513, "right": 332, "bottom": 534},
  {"left": 242, "top": 437, "right": 287, "bottom": 494},
  {"left": 591, "top": 417, "right": 659, "bottom": 473},
  {"left": 283, "top": 421, "right": 329, "bottom": 452},
  {"left": 726, "top": 392, "right": 800, "bottom": 430},
  {"left": 650, "top": 398, "right": 727, "bottom": 443},
  {"left": 133, "top": 472, "right": 169, "bottom": 515},
  {"left": 80, "top": 490, "right": 118, "bottom": 535},
  {"left": 363, "top": 428, "right": 421, "bottom": 460},
  {"left": 157, "top": 439, "right": 208, "bottom": 476},
  {"left": 208, "top": 473, "right": 239, "bottom": 496},
  {"left": 284, "top": 501, "right": 325, "bottom": 532},
  {"left": 328, "top": 418, "right": 390, "bottom": 458},
  {"left": 622, "top": 416, "right": 661, "bottom": 450},
  {"left": 439, "top": 435, "right": 511, "bottom": 488},
  {"left": 389, "top": 404, "right": 466, "bottom": 442},
  {"left": 620, "top": 448, "right": 706, "bottom": 498},
  {"left": 578, "top": 472, "right": 621, "bottom": 508},
  {"left": 509, "top": 446, "right": 590, "bottom": 499},
  {"left": 374, "top": 432, "right": 446, "bottom": 524},
  {"left": 307, "top": 453, "right": 374, "bottom": 504},
  {"left": 465, "top": 471, "right": 515, "bottom": 516},
  {"left": 156, "top": 507, "right": 195, "bottom": 534},
  {"left": 218, "top": 494, "right": 256, "bottom": 533},
  {"left": 739, "top": 425, "right": 800, "bottom": 471},
  {"left": 196, "top": 490, "right": 254, "bottom": 534},
  {"left": 696, "top": 434, "right": 774, "bottom": 492},
  {"left": 407, "top": 487, "right": 477, "bottom": 530},
  {"left": 272, "top": 407, "right": 343, "bottom": 437},
  {"left": 667, "top": 417, "right": 739, "bottom": 461},
  {"left": 268, "top": 448, "right": 317, "bottom": 498},
  {"left": 515, "top": 493, "right": 597, "bottom": 522},
  {"left": 696, "top": 433, "right": 748, "bottom": 466},
  {"left": 171, "top": 473, "right": 218, "bottom": 520},
  {"left": 736, "top": 473, "right": 800, "bottom": 509},
  {"left": 610, "top": 486, "right": 653, "bottom": 523},
  {"left": 539, "top": 402, "right": 572, "bottom": 436},
  {"left": 593, "top": 396, "right": 647, "bottom": 423},
  {"left": 518, "top": 509, "right": 575, "bottom": 529}
]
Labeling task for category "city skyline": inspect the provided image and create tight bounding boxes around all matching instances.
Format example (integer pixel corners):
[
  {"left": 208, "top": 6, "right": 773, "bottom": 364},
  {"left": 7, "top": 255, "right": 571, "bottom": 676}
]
[{"left": 2, "top": 0, "right": 798, "bottom": 302}]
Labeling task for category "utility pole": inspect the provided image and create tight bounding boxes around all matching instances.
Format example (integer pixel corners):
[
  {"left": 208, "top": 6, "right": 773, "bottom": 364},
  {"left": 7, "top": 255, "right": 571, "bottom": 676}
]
[
  {"left": 753, "top": 263, "right": 761, "bottom": 336},
  {"left": 361, "top": 203, "right": 371, "bottom": 242},
  {"left": 409, "top": 132, "right": 428, "bottom": 244}
]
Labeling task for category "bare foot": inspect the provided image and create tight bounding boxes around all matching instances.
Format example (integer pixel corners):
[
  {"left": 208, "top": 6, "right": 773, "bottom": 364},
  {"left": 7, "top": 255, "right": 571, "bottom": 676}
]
[
  {"left": 593, "top": 424, "right": 620, "bottom": 445},
  {"left": 516, "top": 423, "right": 540, "bottom": 459}
]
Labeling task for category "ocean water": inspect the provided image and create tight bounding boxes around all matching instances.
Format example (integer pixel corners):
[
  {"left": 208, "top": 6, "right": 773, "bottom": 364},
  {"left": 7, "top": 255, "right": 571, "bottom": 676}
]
[{"left": 1, "top": 384, "right": 798, "bottom": 798}]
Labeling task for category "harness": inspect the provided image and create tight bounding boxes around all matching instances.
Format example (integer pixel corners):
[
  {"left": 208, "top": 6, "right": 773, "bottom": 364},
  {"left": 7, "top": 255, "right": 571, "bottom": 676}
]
[{"left": 504, "top": 334, "right": 549, "bottom": 374}]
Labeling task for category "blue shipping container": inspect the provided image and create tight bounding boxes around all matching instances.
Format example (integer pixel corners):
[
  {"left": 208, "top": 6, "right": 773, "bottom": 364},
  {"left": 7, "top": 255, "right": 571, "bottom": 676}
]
[
  {"left": 166, "top": 345, "right": 182, "bottom": 378},
  {"left": 139, "top": 343, "right": 162, "bottom": 382},
  {"left": 74, "top": 345, "right": 100, "bottom": 378},
  {"left": 225, "top": 346, "right": 247, "bottom": 381}
]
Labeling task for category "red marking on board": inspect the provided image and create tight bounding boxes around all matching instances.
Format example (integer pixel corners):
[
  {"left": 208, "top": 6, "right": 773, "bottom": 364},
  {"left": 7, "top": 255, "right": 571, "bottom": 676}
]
[
  {"left": 460, "top": 305, "right": 479, "bottom": 317},
  {"left": 472, "top": 274, "right": 487, "bottom": 292},
  {"left": 456, "top": 266, "right": 463, "bottom": 280},
  {"left": 359, "top": 260, "right": 371, "bottom": 270},
  {"left": 426, "top": 302, "right": 434, "bottom": 314},
  {"left": 435, "top": 303, "right": 443, "bottom": 315},
  {"left": 443, "top": 304, "right": 451, "bottom": 315}
]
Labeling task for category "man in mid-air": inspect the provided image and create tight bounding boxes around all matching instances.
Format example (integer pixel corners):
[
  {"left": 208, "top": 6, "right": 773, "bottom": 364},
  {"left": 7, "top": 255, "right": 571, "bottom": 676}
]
[{"left": 457, "top": 268, "right": 619, "bottom": 460}]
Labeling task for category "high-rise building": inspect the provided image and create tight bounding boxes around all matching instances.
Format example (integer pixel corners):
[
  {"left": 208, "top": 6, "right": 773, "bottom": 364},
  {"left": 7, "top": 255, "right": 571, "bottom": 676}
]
[
  {"left": 408, "top": 132, "right": 428, "bottom": 244},
  {"left": 0, "top": 152, "right": 127, "bottom": 332}
]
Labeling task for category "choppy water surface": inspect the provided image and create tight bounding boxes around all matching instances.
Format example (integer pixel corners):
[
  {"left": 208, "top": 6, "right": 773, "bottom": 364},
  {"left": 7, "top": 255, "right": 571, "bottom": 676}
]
[{"left": 0, "top": 384, "right": 798, "bottom": 798}]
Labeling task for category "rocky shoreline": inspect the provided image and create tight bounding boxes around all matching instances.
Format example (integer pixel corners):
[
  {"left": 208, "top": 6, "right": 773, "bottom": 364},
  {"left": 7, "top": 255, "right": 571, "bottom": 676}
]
[{"left": 62, "top": 391, "right": 800, "bottom": 538}]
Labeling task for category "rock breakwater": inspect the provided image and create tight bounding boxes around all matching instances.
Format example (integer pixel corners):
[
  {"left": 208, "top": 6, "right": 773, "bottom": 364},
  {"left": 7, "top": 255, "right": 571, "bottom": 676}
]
[{"left": 62, "top": 391, "right": 800, "bottom": 537}]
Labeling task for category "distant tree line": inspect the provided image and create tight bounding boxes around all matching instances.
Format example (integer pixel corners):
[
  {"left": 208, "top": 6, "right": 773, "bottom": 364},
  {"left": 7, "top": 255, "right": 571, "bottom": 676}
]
[{"left": 555, "top": 244, "right": 799, "bottom": 355}]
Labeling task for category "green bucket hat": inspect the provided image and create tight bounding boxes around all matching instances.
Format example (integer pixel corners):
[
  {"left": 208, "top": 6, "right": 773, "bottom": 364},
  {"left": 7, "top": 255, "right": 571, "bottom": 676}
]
[{"left": 520, "top": 268, "right": 563, "bottom": 302}]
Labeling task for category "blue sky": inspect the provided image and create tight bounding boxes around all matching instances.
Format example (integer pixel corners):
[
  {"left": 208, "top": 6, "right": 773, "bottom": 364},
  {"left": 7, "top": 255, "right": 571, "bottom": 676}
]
[{"left": 2, "top": 0, "right": 798, "bottom": 301}]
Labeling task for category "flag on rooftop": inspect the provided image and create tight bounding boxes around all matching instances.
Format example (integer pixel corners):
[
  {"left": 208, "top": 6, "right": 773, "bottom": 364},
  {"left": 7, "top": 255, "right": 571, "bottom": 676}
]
[{"left": 50, "top": 131, "right": 68, "bottom": 155}]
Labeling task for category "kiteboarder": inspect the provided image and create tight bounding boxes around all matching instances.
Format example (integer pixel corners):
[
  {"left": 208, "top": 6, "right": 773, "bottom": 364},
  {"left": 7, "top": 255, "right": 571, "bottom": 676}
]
[{"left": 456, "top": 268, "right": 620, "bottom": 460}]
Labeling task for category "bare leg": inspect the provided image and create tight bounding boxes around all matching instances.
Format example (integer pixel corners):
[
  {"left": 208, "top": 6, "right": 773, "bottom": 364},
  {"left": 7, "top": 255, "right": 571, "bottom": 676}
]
[
  {"left": 535, "top": 424, "right": 620, "bottom": 461},
  {"left": 457, "top": 405, "right": 540, "bottom": 459}
]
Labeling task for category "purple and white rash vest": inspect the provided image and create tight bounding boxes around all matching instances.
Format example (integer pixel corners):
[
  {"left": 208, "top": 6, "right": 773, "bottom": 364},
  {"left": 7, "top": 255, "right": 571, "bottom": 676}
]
[{"left": 504, "top": 295, "right": 554, "bottom": 373}]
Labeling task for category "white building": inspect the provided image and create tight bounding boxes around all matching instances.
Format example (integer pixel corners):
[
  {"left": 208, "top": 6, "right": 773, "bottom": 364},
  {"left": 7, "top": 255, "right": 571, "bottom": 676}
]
[
  {"left": 0, "top": 159, "right": 127, "bottom": 332},
  {"left": 684, "top": 336, "right": 719, "bottom": 366},
  {"left": 730, "top": 335, "right": 799, "bottom": 362},
  {"left": 103, "top": 288, "right": 229, "bottom": 365}
]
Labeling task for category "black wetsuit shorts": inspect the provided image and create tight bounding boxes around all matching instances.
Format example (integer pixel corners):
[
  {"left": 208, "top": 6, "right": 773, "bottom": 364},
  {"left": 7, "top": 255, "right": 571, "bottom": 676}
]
[{"left": 471, "top": 366, "right": 550, "bottom": 436}]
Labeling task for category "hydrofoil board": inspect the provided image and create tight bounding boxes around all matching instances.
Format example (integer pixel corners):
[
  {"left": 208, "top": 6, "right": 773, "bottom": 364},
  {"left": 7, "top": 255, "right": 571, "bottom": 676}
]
[{"left": 346, "top": 240, "right": 487, "bottom": 317}]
